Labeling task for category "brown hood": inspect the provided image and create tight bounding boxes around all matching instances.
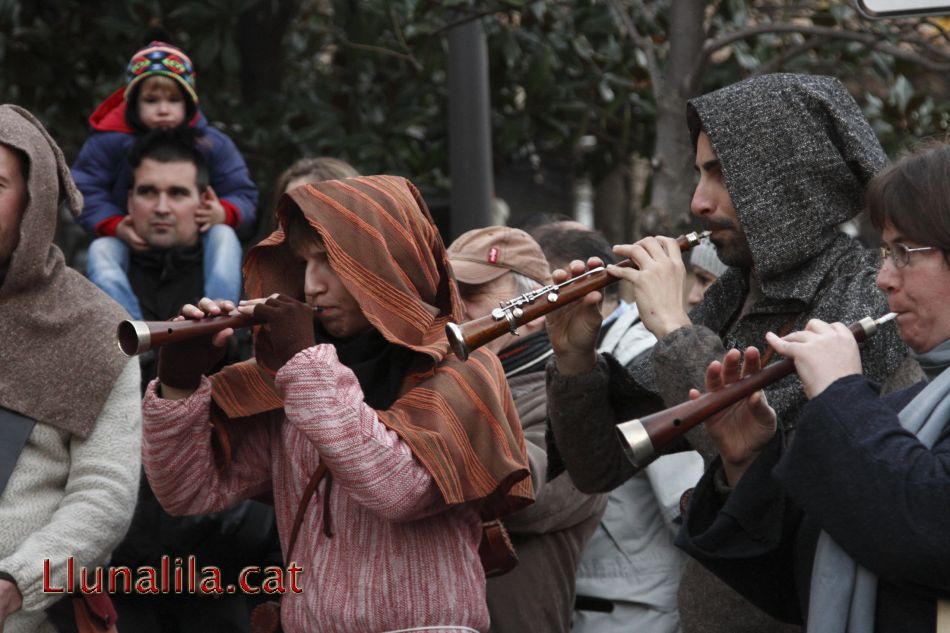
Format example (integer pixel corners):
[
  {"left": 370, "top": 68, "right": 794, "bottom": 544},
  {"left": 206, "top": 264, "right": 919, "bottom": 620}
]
[
  {"left": 0, "top": 105, "right": 128, "bottom": 437},
  {"left": 213, "top": 176, "right": 533, "bottom": 518}
]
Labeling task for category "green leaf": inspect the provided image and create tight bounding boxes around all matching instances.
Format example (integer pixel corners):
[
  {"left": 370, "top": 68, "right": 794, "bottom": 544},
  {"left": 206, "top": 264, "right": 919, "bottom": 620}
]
[{"left": 572, "top": 34, "right": 595, "bottom": 60}]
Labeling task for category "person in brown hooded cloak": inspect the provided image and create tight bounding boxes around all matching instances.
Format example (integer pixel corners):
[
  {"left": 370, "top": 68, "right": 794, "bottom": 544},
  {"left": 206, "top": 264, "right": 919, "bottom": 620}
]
[
  {"left": 141, "top": 175, "right": 533, "bottom": 633},
  {"left": 0, "top": 104, "right": 141, "bottom": 633}
]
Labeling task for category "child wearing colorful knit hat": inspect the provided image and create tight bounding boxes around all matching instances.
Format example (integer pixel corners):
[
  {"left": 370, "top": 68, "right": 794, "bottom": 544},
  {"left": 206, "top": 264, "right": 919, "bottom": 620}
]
[
  {"left": 72, "top": 39, "right": 258, "bottom": 318},
  {"left": 124, "top": 41, "right": 200, "bottom": 132}
]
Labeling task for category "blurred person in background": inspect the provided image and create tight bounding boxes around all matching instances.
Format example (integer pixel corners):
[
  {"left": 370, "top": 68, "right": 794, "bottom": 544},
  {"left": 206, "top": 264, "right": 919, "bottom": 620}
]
[{"left": 448, "top": 226, "right": 606, "bottom": 633}]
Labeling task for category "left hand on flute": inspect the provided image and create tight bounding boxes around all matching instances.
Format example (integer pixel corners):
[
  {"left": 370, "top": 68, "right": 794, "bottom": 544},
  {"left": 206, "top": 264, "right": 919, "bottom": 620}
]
[
  {"left": 547, "top": 257, "right": 607, "bottom": 376},
  {"left": 237, "top": 294, "right": 317, "bottom": 370},
  {"left": 690, "top": 346, "right": 777, "bottom": 486},
  {"left": 609, "top": 236, "right": 691, "bottom": 338}
]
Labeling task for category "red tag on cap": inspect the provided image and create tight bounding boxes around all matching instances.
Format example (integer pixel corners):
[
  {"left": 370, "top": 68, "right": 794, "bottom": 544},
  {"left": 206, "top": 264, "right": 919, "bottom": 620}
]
[{"left": 488, "top": 247, "right": 499, "bottom": 264}]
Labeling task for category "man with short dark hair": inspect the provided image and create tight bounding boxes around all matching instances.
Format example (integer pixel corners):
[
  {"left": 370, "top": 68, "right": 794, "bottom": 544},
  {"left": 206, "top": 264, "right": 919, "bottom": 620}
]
[
  {"left": 105, "top": 130, "right": 263, "bottom": 633},
  {"left": 86, "top": 129, "right": 243, "bottom": 324}
]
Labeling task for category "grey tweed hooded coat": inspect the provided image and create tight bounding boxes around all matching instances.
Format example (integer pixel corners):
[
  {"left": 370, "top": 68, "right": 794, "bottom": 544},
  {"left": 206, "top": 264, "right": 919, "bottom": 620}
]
[{"left": 546, "top": 74, "right": 915, "bottom": 633}]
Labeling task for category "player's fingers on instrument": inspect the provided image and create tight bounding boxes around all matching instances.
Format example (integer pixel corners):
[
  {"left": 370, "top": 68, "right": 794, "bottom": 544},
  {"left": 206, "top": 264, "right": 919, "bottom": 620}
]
[
  {"left": 212, "top": 299, "right": 235, "bottom": 314},
  {"left": 566, "top": 259, "right": 588, "bottom": 276},
  {"left": 766, "top": 330, "right": 796, "bottom": 353},
  {"left": 611, "top": 243, "right": 634, "bottom": 260},
  {"left": 551, "top": 267, "right": 570, "bottom": 283},
  {"left": 721, "top": 348, "right": 743, "bottom": 385},
  {"left": 178, "top": 303, "right": 199, "bottom": 317},
  {"left": 657, "top": 236, "right": 686, "bottom": 267},
  {"left": 704, "top": 359, "right": 724, "bottom": 391},
  {"left": 580, "top": 290, "right": 602, "bottom": 307},
  {"left": 625, "top": 240, "right": 655, "bottom": 267},
  {"left": 196, "top": 296, "right": 217, "bottom": 312},
  {"left": 637, "top": 237, "right": 669, "bottom": 261},
  {"left": 830, "top": 322, "right": 854, "bottom": 340},
  {"left": 585, "top": 256, "right": 605, "bottom": 269},
  {"left": 804, "top": 318, "right": 832, "bottom": 334},
  {"left": 606, "top": 262, "right": 635, "bottom": 283},
  {"left": 741, "top": 346, "right": 762, "bottom": 377}
]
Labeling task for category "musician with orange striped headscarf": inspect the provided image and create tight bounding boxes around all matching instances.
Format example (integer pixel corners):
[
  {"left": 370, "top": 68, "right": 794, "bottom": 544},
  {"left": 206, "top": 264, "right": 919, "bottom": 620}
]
[{"left": 140, "top": 175, "right": 533, "bottom": 633}]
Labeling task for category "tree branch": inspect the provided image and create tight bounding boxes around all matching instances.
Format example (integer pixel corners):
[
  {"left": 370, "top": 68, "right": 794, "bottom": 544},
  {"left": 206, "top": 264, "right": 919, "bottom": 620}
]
[
  {"left": 896, "top": 21, "right": 950, "bottom": 59},
  {"left": 606, "top": 0, "right": 665, "bottom": 92},
  {"left": 751, "top": 34, "right": 832, "bottom": 75},
  {"left": 389, "top": 7, "right": 423, "bottom": 71},
  {"left": 700, "top": 23, "right": 950, "bottom": 74},
  {"left": 429, "top": 8, "right": 506, "bottom": 37},
  {"left": 332, "top": 28, "right": 421, "bottom": 66}
]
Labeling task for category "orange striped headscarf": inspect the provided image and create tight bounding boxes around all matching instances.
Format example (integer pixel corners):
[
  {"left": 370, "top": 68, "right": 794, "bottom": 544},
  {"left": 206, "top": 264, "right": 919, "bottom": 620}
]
[{"left": 212, "top": 175, "right": 532, "bottom": 519}]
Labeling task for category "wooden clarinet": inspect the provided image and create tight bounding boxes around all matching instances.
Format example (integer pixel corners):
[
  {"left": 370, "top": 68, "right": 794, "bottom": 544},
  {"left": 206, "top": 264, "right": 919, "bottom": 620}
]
[{"left": 615, "top": 312, "right": 898, "bottom": 472}]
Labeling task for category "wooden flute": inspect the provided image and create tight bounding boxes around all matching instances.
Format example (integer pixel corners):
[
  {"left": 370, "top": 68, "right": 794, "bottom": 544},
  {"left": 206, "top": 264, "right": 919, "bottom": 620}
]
[
  {"left": 445, "top": 231, "right": 711, "bottom": 361},
  {"left": 615, "top": 312, "right": 898, "bottom": 472},
  {"left": 116, "top": 306, "right": 324, "bottom": 357}
]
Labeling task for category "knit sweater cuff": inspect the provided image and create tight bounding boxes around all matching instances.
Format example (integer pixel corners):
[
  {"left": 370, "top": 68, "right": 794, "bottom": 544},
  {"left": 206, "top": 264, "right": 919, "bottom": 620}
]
[
  {"left": 544, "top": 354, "right": 612, "bottom": 483},
  {"left": 95, "top": 215, "right": 123, "bottom": 237},
  {"left": 220, "top": 199, "right": 241, "bottom": 227}
]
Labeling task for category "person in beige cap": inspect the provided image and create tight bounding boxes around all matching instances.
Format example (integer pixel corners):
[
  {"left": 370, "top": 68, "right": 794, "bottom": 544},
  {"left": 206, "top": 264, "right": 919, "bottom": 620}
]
[
  {"left": 448, "top": 226, "right": 606, "bottom": 633},
  {"left": 449, "top": 226, "right": 554, "bottom": 356}
]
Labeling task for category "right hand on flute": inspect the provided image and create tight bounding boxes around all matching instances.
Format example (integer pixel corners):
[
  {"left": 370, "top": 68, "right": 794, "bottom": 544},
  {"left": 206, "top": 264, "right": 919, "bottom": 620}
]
[
  {"left": 547, "top": 257, "right": 606, "bottom": 376},
  {"left": 157, "top": 297, "right": 234, "bottom": 398},
  {"left": 690, "top": 346, "right": 777, "bottom": 486},
  {"left": 765, "top": 319, "right": 862, "bottom": 400}
]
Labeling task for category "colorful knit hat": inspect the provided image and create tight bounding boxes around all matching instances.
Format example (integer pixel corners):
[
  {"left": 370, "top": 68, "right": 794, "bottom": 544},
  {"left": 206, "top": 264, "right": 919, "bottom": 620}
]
[{"left": 125, "top": 41, "right": 198, "bottom": 106}]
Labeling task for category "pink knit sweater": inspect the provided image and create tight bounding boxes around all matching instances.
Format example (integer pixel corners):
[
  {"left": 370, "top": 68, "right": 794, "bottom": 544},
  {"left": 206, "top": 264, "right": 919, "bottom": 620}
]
[{"left": 142, "top": 345, "right": 488, "bottom": 633}]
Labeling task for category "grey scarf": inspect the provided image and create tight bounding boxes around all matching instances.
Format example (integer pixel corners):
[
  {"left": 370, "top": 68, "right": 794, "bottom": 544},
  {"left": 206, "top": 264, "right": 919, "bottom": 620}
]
[{"left": 807, "top": 338, "right": 950, "bottom": 632}]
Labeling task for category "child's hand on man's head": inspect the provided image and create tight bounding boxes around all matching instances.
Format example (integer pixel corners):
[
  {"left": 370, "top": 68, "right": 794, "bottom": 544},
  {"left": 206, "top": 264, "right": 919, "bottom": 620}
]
[
  {"left": 196, "top": 186, "right": 227, "bottom": 231},
  {"left": 115, "top": 216, "right": 149, "bottom": 251}
]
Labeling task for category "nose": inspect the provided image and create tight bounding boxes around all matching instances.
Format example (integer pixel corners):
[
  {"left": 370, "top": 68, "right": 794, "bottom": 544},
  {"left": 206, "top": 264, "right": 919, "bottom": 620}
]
[
  {"left": 690, "top": 180, "right": 713, "bottom": 219},
  {"left": 303, "top": 261, "right": 328, "bottom": 301},
  {"left": 154, "top": 192, "right": 171, "bottom": 215},
  {"left": 876, "top": 258, "right": 899, "bottom": 294}
]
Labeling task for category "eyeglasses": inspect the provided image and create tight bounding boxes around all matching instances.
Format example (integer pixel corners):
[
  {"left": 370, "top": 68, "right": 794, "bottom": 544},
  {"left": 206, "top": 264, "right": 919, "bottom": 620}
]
[{"left": 879, "top": 243, "right": 936, "bottom": 268}]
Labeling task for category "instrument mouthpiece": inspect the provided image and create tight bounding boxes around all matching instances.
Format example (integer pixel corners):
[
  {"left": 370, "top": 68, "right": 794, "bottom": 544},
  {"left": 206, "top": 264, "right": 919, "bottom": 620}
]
[{"left": 875, "top": 312, "right": 897, "bottom": 326}]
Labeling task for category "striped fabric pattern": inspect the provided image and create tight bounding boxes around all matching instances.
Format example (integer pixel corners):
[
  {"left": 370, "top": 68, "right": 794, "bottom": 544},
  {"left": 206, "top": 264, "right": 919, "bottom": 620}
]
[
  {"left": 228, "top": 175, "right": 533, "bottom": 517},
  {"left": 143, "top": 346, "right": 489, "bottom": 632}
]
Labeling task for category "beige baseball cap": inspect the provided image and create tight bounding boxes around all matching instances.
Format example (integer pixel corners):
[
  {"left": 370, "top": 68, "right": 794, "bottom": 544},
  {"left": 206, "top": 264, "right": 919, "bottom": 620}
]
[{"left": 448, "top": 226, "right": 552, "bottom": 286}]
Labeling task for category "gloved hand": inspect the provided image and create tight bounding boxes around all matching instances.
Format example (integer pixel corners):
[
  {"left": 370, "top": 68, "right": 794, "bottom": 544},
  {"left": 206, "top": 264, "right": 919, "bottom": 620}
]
[
  {"left": 157, "top": 299, "right": 231, "bottom": 391},
  {"left": 253, "top": 294, "right": 317, "bottom": 370}
]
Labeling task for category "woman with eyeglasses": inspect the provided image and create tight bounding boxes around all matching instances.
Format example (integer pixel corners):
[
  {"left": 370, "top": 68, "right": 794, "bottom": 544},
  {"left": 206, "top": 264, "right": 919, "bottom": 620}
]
[{"left": 675, "top": 142, "right": 950, "bottom": 633}]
